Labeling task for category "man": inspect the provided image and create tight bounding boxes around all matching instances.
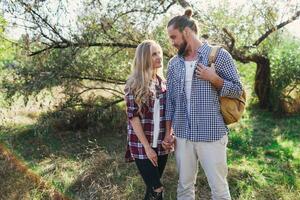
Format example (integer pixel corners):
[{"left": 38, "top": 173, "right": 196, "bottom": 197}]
[{"left": 162, "top": 8, "right": 243, "bottom": 200}]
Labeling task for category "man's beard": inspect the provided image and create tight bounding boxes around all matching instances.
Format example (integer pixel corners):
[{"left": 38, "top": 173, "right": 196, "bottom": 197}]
[{"left": 177, "top": 40, "right": 188, "bottom": 56}]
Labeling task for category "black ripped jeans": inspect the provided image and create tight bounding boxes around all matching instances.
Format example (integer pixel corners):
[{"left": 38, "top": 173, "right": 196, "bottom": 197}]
[{"left": 135, "top": 148, "right": 168, "bottom": 200}]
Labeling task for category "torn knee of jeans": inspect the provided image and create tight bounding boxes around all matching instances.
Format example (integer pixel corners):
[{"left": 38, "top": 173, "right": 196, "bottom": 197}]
[{"left": 153, "top": 186, "right": 164, "bottom": 193}]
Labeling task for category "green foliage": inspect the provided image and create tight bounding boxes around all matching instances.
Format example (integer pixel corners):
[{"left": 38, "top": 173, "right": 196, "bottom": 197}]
[
  {"left": 269, "top": 38, "right": 300, "bottom": 113},
  {"left": 0, "top": 16, "right": 18, "bottom": 106},
  {"left": 0, "top": 16, "right": 16, "bottom": 68},
  {"left": 195, "top": 0, "right": 282, "bottom": 52},
  {"left": 33, "top": 98, "right": 126, "bottom": 136},
  {"left": 1, "top": 43, "right": 132, "bottom": 106}
]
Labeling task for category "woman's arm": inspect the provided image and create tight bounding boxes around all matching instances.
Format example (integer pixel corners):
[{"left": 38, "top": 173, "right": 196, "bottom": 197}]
[{"left": 130, "top": 116, "right": 158, "bottom": 167}]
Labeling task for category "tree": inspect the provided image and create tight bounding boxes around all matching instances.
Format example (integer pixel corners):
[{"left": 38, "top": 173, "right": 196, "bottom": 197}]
[
  {"left": 1, "top": 0, "right": 175, "bottom": 108},
  {"left": 176, "top": 0, "right": 300, "bottom": 109},
  {"left": 1, "top": 0, "right": 300, "bottom": 111}
]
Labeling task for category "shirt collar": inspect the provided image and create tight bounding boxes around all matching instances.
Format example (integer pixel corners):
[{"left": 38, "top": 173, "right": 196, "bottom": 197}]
[{"left": 197, "top": 42, "right": 209, "bottom": 55}]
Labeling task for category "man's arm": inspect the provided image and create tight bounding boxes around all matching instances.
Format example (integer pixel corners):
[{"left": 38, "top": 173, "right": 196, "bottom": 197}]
[
  {"left": 165, "top": 120, "right": 172, "bottom": 137},
  {"left": 165, "top": 61, "right": 175, "bottom": 121},
  {"left": 163, "top": 120, "right": 175, "bottom": 150},
  {"left": 196, "top": 63, "right": 223, "bottom": 89},
  {"left": 163, "top": 61, "right": 176, "bottom": 150},
  {"left": 196, "top": 49, "right": 242, "bottom": 98}
]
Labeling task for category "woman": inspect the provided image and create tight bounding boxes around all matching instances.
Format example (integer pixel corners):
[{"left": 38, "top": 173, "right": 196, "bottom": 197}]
[{"left": 124, "top": 40, "right": 172, "bottom": 200}]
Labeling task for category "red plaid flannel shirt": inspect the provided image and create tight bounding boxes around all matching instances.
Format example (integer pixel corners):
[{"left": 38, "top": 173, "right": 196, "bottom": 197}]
[{"left": 125, "top": 76, "right": 169, "bottom": 162}]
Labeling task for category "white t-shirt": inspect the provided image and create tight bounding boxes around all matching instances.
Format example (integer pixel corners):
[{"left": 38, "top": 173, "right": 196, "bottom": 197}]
[
  {"left": 184, "top": 60, "right": 197, "bottom": 117},
  {"left": 152, "top": 97, "right": 160, "bottom": 148}
]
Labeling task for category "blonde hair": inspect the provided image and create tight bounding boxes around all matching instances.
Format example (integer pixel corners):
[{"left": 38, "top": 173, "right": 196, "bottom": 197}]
[{"left": 126, "top": 40, "right": 164, "bottom": 112}]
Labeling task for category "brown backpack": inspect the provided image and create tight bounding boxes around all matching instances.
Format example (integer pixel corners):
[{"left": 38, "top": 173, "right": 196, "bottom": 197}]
[{"left": 208, "top": 46, "right": 246, "bottom": 125}]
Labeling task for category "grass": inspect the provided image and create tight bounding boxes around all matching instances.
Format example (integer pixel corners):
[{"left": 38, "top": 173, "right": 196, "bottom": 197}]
[
  {"left": 0, "top": 62, "right": 299, "bottom": 199},
  {"left": 0, "top": 142, "right": 68, "bottom": 200},
  {"left": 0, "top": 103, "right": 299, "bottom": 200},
  {"left": 0, "top": 147, "right": 47, "bottom": 200},
  {"left": 227, "top": 104, "right": 300, "bottom": 200}
]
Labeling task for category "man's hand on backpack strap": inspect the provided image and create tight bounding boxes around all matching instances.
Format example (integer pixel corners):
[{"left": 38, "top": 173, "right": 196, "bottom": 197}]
[{"left": 196, "top": 63, "right": 224, "bottom": 90}]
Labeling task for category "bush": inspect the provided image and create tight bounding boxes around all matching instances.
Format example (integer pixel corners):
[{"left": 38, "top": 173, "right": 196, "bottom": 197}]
[
  {"left": 34, "top": 99, "right": 127, "bottom": 136},
  {"left": 269, "top": 38, "right": 300, "bottom": 114}
]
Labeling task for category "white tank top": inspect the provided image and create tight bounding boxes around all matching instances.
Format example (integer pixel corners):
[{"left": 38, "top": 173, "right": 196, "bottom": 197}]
[{"left": 184, "top": 60, "right": 197, "bottom": 117}]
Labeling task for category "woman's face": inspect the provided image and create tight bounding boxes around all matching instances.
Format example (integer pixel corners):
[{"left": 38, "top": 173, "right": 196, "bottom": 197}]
[{"left": 150, "top": 44, "right": 162, "bottom": 69}]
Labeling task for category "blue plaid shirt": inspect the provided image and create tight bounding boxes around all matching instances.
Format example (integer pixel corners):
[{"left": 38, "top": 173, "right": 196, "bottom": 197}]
[{"left": 166, "top": 43, "right": 243, "bottom": 142}]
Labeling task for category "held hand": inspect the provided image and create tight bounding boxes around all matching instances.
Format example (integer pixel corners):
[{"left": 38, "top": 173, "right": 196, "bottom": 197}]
[
  {"left": 195, "top": 63, "right": 217, "bottom": 82},
  {"left": 162, "top": 134, "right": 175, "bottom": 150},
  {"left": 145, "top": 146, "right": 158, "bottom": 167}
]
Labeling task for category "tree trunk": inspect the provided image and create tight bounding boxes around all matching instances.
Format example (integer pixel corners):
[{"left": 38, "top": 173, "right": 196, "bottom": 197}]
[
  {"left": 231, "top": 50, "right": 272, "bottom": 110},
  {"left": 254, "top": 56, "right": 271, "bottom": 109}
]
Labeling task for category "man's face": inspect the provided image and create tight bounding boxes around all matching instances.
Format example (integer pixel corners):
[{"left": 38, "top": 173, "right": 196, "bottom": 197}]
[{"left": 167, "top": 25, "right": 187, "bottom": 56}]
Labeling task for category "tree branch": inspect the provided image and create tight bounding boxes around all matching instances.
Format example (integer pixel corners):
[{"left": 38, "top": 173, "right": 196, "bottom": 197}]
[
  {"left": 20, "top": 1, "right": 70, "bottom": 43},
  {"left": 101, "top": 98, "right": 124, "bottom": 109},
  {"left": 81, "top": 85, "right": 124, "bottom": 96},
  {"left": 222, "top": 28, "right": 235, "bottom": 52},
  {"left": 61, "top": 97, "right": 123, "bottom": 110},
  {"left": 252, "top": 10, "right": 300, "bottom": 47},
  {"left": 60, "top": 75, "right": 126, "bottom": 85},
  {"left": 177, "top": 0, "right": 191, "bottom": 8},
  {"left": 28, "top": 42, "right": 137, "bottom": 56},
  {"left": 231, "top": 49, "right": 269, "bottom": 64}
]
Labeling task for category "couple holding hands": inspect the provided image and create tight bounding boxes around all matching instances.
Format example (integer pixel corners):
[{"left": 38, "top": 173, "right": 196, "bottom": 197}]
[{"left": 124, "top": 8, "right": 243, "bottom": 200}]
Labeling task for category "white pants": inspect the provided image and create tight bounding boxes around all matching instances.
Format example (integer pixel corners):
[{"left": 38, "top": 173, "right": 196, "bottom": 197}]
[{"left": 175, "top": 135, "right": 231, "bottom": 200}]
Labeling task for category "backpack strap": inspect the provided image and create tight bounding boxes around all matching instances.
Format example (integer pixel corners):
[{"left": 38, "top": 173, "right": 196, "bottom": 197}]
[{"left": 208, "top": 46, "right": 222, "bottom": 67}]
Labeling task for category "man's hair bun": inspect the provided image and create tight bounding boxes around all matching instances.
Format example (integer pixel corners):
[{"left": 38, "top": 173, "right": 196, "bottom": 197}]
[{"left": 184, "top": 8, "right": 193, "bottom": 18}]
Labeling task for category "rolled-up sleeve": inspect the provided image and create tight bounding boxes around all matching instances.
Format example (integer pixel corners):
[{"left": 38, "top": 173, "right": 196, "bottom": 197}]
[
  {"left": 166, "top": 63, "right": 175, "bottom": 121},
  {"left": 124, "top": 88, "right": 139, "bottom": 119},
  {"left": 216, "top": 49, "right": 243, "bottom": 98}
]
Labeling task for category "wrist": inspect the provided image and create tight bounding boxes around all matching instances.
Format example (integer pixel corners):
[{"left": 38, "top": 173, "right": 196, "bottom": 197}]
[
  {"left": 209, "top": 73, "right": 218, "bottom": 82},
  {"left": 164, "top": 135, "right": 170, "bottom": 141},
  {"left": 166, "top": 129, "right": 173, "bottom": 136},
  {"left": 144, "top": 144, "right": 151, "bottom": 150}
]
